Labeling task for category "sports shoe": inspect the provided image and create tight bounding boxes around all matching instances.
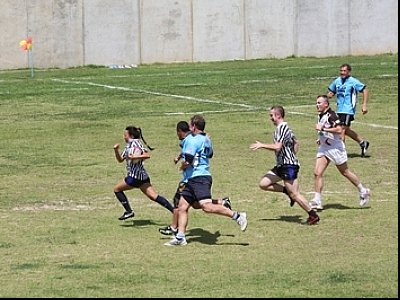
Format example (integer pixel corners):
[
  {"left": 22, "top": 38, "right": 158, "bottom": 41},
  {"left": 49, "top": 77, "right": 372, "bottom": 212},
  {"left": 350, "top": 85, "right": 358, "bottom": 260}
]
[
  {"left": 222, "top": 197, "right": 232, "bottom": 210},
  {"left": 164, "top": 237, "right": 187, "bottom": 246},
  {"left": 306, "top": 214, "right": 320, "bottom": 225},
  {"left": 118, "top": 211, "right": 135, "bottom": 220},
  {"left": 159, "top": 225, "right": 178, "bottom": 236},
  {"left": 360, "top": 140, "right": 370, "bottom": 157},
  {"left": 359, "top": 188, "right": 371, "bottom": 207},
  {"left": 309, "top": 199, "right": 324, "bottom": 210},
  {"left": 236, "top": 212, "right": 248, "bottom": 232}
]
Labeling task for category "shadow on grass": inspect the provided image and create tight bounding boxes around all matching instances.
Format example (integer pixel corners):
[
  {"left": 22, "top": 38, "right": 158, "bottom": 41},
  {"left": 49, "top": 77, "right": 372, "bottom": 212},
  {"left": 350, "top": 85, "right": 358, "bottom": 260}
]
[
  {"left": 347, "top": 152, "right": 371, "bottom": 158},
  {"left": 260, "top": 215, "right": 303, "bottom": 224},
  {"left": 120, "top": 219, "right": 162, "bottom": 227},
  {"left": 186, "top": 228, "right": 249, "bottom": 246},
  {"left": 323, "top": 203, "right": 369, "bottom": 210}
]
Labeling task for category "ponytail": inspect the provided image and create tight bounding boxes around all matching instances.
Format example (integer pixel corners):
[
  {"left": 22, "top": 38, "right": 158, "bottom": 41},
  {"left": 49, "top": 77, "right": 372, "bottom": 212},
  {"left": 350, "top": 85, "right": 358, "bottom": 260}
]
[
  {"left": 138, "top": 127, "right": 154, "bottom": 151},
  {"left": 126, "top": 126, "right": 155, "bottom": 150}
]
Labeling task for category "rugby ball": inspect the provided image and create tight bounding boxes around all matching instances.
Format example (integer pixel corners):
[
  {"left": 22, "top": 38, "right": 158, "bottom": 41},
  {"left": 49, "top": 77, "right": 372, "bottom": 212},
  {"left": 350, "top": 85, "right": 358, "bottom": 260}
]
[{"left": 129, "top": 146, "right": 143, "bottom": 163}]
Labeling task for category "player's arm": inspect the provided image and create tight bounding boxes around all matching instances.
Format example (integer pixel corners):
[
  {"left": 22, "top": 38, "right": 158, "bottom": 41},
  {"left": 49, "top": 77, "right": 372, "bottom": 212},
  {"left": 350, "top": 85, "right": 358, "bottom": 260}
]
[
  {"left": 174, "top": 153, "right": 182, "bottom": 164},
  {"left": 128, "top": 150, "right": 151, "bottom": 160},
  {"left": 327, "top": 90, "right": 335, "bottom": 98},
  {"left": 249, "top": 140, "right": 282, "bottom": 151},
  {"left": 113, "top": 144, "right": 125, "bottom": 162},
  {"left": 361, "top": 87, "right": 369, "bottom": 114},
  {"left": 179, "top": 153, "right": 194, "bottom": 170}
]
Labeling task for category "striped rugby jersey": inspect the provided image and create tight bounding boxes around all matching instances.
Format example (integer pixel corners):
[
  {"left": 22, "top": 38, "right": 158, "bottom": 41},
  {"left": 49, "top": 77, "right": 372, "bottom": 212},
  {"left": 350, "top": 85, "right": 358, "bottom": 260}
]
[
  {"left": 273, "top": 122, "right": 299, "bottom": 166},
  {"left": 121, "top": 138, "right": 149, "bottom": 180}
]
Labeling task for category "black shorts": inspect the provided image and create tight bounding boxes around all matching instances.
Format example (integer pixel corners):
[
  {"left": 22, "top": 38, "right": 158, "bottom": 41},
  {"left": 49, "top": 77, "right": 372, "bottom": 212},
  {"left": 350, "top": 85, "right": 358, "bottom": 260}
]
[
  {"left": 271, "top": 165, "right": 300, "bottom": 181},
  {"left": 181, "top": 176, "right": 212, "bottom": 205},
  {"left": 337, "top": 113, "right": 354, "bottom": 127},
  {"left": 125, "top": 176, "right": 150, "bottom": 188}
]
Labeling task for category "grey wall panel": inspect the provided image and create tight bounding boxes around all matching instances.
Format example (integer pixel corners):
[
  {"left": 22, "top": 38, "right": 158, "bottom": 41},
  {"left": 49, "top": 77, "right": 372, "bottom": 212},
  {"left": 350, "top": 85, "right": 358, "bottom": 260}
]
[
  {"left": 0, "top": 0, "right": 27, "bottom": 69},
  {"left": 245, "top": 0, "right": 295, "bottom": 59},
  {"left": 192, "top": 0, "right": 245, "bottom": 62},
  {"left": 140, "top": 0, "right": 192, "bottom": 63},
  {"left": 84, "top": 0, "right": 140, "bottom": 66},
  {"left": 349, "top": 0, "right": 398, "bottom": 55},
  {"left": 0, "top": 0, "right": 397, "bottom": 69}
]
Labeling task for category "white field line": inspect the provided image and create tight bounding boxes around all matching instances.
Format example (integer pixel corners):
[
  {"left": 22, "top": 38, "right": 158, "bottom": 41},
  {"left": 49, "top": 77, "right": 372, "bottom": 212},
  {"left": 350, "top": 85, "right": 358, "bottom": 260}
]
[
  {"left": 52, "top": 78, "right": 398, "bottom": 130},
  {"left": 52, "top": 78, "right": 254, "bottom": 110},
  {"left": 3, "top": 191, "right": 397, "bottom": 212}
]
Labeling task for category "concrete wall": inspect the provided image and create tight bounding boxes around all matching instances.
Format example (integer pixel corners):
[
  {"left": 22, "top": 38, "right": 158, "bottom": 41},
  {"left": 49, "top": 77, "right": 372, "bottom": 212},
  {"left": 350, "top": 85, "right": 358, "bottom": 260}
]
[{"left": 0, "top": 0, "right": 397, "bottom": 69}]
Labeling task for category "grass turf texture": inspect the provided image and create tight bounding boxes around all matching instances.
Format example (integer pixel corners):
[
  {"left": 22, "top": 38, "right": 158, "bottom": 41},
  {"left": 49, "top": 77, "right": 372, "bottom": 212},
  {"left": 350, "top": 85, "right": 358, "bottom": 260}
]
[{"left": 0, "top": 54, "right": 397, "bottom": 297}]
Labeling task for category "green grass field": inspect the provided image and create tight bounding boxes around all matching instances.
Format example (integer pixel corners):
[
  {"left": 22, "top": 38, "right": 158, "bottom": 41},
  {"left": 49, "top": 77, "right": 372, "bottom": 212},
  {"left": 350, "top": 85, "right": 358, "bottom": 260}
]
[{"left": 0, "top": 54, "right": 398, "bottom": 297}]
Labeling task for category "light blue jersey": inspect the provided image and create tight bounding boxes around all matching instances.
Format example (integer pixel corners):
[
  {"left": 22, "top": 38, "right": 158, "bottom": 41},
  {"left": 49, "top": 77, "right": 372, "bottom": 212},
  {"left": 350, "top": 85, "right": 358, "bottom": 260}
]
[
  {"left": 179, "top": 134, "right": 191, "bottom": 183},
  {"left": 328, "top": 76, "right": 366, "bottom": 115},
  {"left": 181, "top": 133, "right": 213, "bottom": 179}
]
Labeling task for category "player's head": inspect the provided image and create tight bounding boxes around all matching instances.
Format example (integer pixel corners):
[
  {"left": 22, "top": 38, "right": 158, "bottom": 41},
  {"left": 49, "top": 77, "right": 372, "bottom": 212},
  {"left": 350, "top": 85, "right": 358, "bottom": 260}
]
[
  {"left": 269, "top": 105, "right": 285, "bottom": 125},
  {"left": 190, "top": 114, "right": 206, "bottom": 132},
  {"left": 316, "top": 95, "right": 329, "bottom": 112},
  {"left": 340, "top": 64, "right": 352, "bottom": 78},
  {"left": 125, "top": 126, "right": 154, "bottom": 150},
  {"left": 176, "top": 121, "right": 190, "bottom": 140}
]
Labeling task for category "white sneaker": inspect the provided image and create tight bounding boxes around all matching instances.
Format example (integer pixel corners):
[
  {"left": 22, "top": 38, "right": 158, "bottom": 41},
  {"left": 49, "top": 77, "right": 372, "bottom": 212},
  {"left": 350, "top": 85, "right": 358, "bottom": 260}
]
[
  {"left": 309, "top": 199, "right": 323, "bottom": 210},
  {"left": 236, "top": 212, "right": 248, "bottom": 232},
  {"left": 164, "top": 237, "right": 187, "bottom": 246},
  {"left": 360, "top": 188, "right": 371, "bottom": 207}
]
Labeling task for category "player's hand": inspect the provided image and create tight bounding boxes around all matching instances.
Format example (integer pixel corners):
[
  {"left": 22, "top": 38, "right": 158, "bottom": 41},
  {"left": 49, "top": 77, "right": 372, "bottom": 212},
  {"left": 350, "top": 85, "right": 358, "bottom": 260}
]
[
  {"left": 362, "top": 105, "right": 368, "bottom": 115},
  {"left": 315, "top": 124, "right": 323, "bottom": 131},
  {"left": 249, "top": 141, "right": 262, "bottom": 150},
  {"left": 113, "top": 143, "right": 120, "bottom": 150}
]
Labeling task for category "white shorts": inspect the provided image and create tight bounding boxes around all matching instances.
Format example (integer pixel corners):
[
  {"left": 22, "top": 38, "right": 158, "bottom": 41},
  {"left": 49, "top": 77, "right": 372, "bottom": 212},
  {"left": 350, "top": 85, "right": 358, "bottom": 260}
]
[{"left": 317, "top": 145, "right": 348, "bottom": 165}]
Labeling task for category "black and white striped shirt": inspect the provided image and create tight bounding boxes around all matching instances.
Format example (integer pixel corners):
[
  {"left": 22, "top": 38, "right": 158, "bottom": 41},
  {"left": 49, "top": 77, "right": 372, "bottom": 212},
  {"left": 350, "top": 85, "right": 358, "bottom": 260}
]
[
  {"left": 121, "top": 139, "right": 149, "bottom": 180},
  {"left": 273, "top": 122, "right": 299, "bottom": 166}
]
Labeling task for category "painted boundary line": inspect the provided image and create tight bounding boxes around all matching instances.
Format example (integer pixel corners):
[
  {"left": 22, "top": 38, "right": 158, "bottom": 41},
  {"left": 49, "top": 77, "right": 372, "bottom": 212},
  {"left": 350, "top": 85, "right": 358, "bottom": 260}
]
[{"left": 52, "top": 78, "right": 398, "bottom": 130}]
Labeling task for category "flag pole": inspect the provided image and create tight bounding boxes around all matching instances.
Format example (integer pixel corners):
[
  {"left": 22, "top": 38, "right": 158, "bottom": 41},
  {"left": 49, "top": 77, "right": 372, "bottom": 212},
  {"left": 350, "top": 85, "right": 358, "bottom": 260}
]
[{"left": 28, "top": 49, "right": 34, "bottom": 78}]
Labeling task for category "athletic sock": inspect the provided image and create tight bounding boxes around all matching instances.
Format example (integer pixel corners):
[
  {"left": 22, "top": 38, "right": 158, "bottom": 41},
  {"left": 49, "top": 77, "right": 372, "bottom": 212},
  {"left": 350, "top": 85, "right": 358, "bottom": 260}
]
[
  {"left": 232, "top": 211, "right": 239, "bottom": 220},
  {"left": 114, "top": 191, "right": 132, "bottom": 212},
  {"left": 176, "top": 232, "right": 185, "bottom": 240},
  {"left": 155, "top": 195, "right": 174, "bottom": 213},
  {"left": 314, "top": 192, "right": 321, "bottom": 202},
  {"left": 357, "top": 183, "right": 366, "bottom": 193},
  {"left": 308, "top": 209, "right": 317, "bottom": 217}
]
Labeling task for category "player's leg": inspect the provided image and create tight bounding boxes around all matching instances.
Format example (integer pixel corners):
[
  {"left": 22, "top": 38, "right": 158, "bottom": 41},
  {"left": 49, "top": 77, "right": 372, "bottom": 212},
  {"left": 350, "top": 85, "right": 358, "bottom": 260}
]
[
  {"left": 310, "top": 155, "right": 330, "bottom": 210},
  {"left": 113, "top": 178, "right": 135, "bottom": 220},
  {"left": 139, "top": 182, "right": 174, "bottom": 213},
  {"left": 336, "top": 162, "right": 370, "bottom": 207},
  {"left": 284, "top": 179, "right": 320, "bottom": 225},
  {"left": 159, "top": 183, "right": 183, "bottom": 235},
  {"left": 341, "top": 114, "right": 369, "bottom": 156},
  {"left": 260, "top": 168, "right": 295, "bottom": 206},
  {"left": 164, "top": 195, "right": 191, "bottom": 246}
]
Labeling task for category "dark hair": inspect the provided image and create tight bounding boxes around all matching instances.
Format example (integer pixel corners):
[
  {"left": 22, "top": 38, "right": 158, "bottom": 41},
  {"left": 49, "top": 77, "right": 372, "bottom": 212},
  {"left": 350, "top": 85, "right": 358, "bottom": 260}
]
[
  {"left": 190, "top": 114, "right": 206, "bottom": 131},
  {"left": 270, "top": 105, "right": 285, "bottom": 118},
  {"left": 125, "top": 126, "right": 154, "bottom": 150},
  {"left": 176, "top": 121, "right": 190, "bottom": 133},
  {"left": 340, "top": 63, "right": 352, "bottom": 71}
]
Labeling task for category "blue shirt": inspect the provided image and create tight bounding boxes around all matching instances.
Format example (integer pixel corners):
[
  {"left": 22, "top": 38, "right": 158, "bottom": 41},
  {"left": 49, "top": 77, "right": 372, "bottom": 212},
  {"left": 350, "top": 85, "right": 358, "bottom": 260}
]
[
  {"left": 178, "top": 133, "right": 191, "bottom": 183},
  {"left": 328, "top": 76, "right": 366, "bottom": 115},
  {"left": 181, "top": 133, "right": 213, "bottom": 179}
]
